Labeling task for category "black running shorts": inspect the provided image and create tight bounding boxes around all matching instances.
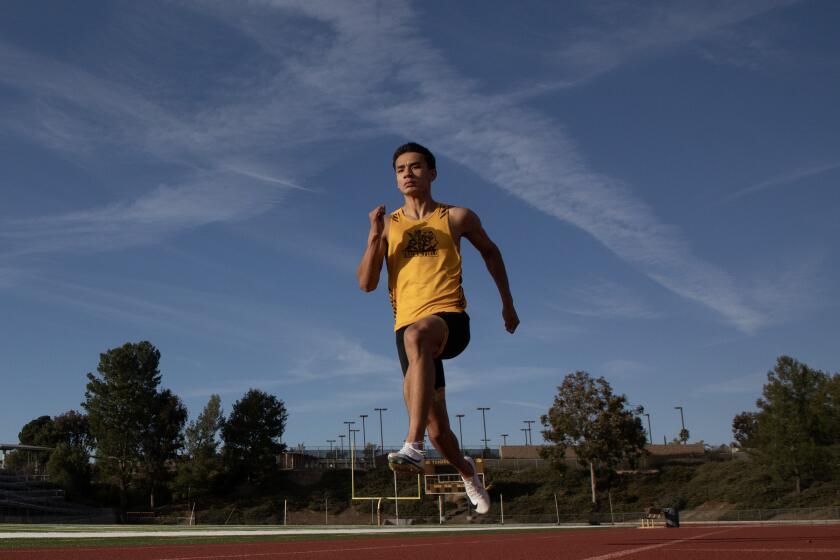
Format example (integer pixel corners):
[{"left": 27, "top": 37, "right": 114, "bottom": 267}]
[{"left": 395, "top": 312, "right": 470, "bottom": 390}]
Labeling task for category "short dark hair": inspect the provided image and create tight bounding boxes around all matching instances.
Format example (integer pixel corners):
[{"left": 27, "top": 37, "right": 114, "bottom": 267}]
[{"left": 392, "top": 142, "right": 436, "bottom": 170}]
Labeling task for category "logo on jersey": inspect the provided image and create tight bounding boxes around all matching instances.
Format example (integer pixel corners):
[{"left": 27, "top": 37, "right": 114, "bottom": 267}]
[{"left": 402, "top": 228, "right": 439, "bottom": 258}]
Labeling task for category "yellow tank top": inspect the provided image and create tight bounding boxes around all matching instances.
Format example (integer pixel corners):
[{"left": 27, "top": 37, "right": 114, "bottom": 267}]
[{"left": 387, "top": 204, "right": 467, "bottom": 331}]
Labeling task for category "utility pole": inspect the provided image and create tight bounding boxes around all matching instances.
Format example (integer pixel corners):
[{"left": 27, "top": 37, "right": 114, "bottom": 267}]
[
  {"left": 500, "top": 433, "right": 509, "bottom": 446},
  {"left": 456, "top": 414, "right": 465, "bottom": 454},
  {"left": 477, "top": 407, "right": 490, "bottom": 457},
  {"left": 524, "top": 420, "right": 536, "bottom": 445},
  {"left": 327, "top": 439, "right": 336, "bottom": 462},
  {"left": 521, "top": 428, "right": 528, "bottom": 444},
  {"left": 338, "top": 434, "right": 345, "bottom": 458},
  {"left": 374, "top": 408, "right": 387, "bottom": 462}
]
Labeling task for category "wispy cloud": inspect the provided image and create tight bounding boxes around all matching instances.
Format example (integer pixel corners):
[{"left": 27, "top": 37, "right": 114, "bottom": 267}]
[
  {"left": 544, "top": 0, "right": 798, "bottom": 88},
  {"left": 747, "top": 250, "right": 833, "bottom": 323},
  {"left": 549, "top": 279, "right": 662, "bottom": 320},
  {"left": 235, "top": 1, "right": 766, "bottom": 331},
  {"left": 696, "top": 26, "right": 790, "bottom": 71},
  {"left": 14, "top": 274, "right": 271, "bottom": 345},
  {"left": 724, "top": 161, "right": 840, "bottom": 202},
  {"left": 287, "top": 388, "right": 397, "bottom": 414},
  {"left": 0, "top": 40, "right": 325, "bottom": 256},
  {"left": 498, "top": 399, "right": 548, "bottom": 411},
  {"left": 285, "top": 336, "right": 396, "bottom": 383},
  {"left": 696, "top": 372, "right": 766, "bottom": 395},
  {"left": 0, "top": 267, "right": 25, "bottom": 290},
  {"left": 14, "top": 272, "right": 397, "bottom": 397},
  {"left": 224, "top": 165, "right": 319, "bottom": 193},
  {"left": 500, "top": 0, "right": 798, "bottom": 101},
  {"left": 2, "top": 2, "right": 774, "bottom": 332},
  {"left": 516, "top": 320, "right": 587, "bottom": 343},
  {"left": 601, "top": 359, "right": 654, "bottom": 378},
  {"left": 443, "top": 364, "right": 560, "bottom": 395},
  {"left": 0, "top": 171, "right": 305, "bottom": 257}
]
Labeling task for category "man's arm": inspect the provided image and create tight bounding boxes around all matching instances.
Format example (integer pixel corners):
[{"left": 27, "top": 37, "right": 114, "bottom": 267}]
[
  {"left": 356, "top": 205, "right": 388, "bottom": 292},
  {"left": 453, "top": 208, "right": 520, "bottom": 333}
]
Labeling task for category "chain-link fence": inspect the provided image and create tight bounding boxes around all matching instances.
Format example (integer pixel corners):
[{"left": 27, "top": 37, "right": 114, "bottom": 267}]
[{"left": 123, "top": 503, "right": 840, "bottom": 527}]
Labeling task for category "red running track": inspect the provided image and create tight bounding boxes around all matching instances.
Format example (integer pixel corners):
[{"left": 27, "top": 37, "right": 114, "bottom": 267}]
[{"left": 2, "top": 524, "right": 839, "bottom": 560}]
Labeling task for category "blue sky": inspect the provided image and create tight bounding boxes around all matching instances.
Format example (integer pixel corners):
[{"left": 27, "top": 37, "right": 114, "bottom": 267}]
[{"left": 1, "top": 0, "right": 838, "bottom": 450}]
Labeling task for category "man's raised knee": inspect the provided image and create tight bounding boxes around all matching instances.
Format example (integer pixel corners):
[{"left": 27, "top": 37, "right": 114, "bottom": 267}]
[{"left": 404, "top": 324, "right": 436, "bottom": 352}]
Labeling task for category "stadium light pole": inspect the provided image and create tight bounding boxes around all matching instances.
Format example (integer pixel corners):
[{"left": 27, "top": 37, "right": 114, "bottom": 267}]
[
  {"left": 477, "top": 407, "right": 490, "bottom": 457},
  {"left": 350, "top": 429, "right": 360, "bottom": 467},
  {"left": 343, "top": 421, "right": 355, "bottom": 463},
  {"left": 675, "top": 406, "right": 687, "bottom": 444},
  {"left": 674, "top": 406, "right": 685, "bottom": 431},
  {"left": 359, "top": 414, "right": 369, "bottom": 467},
  {"left": 456, "top": 414, "right": 465, "bottom": 454},
  {"left": 359, "top": 414, "right": 368, "bottom": 450},
  {"left": 644, "top": 413, "right": 653, "bottom": 444},
  {"left": 374, "top": 408, "right": 387, "bottom": 456}
]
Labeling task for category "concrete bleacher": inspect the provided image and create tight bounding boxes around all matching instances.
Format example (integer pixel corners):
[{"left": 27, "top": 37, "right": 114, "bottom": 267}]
[{"left": 0, "top": 470, "right": 115, "bottom": 523}]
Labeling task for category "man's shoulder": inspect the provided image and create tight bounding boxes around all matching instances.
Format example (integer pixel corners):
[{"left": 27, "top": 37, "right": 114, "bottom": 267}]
[
  {"left": 441, "top": 204, "right": 472, "bottom": 218},
  {"left": 444, "top": 205, "right": 478, "bottom": 225}
]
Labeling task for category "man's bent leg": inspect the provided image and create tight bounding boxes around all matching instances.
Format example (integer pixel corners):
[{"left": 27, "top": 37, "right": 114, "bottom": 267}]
[
  {"left": 427, "top": 396, "right": 491, "bottom": 514},
  {"left": 402, "top": 315, "right": 448, "bottom": 445},
  {"left": 426, "top": 397, "right": 473, "bottom": 477}
]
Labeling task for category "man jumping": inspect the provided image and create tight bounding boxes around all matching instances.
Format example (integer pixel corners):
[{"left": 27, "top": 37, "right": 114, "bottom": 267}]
[{"left": 356, "top": 142, "right": 519, "bottom": 514}]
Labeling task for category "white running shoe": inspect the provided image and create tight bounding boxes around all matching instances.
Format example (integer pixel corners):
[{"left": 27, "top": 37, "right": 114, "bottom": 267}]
[
  {"left": 387, "top": 442, "right": 425, "bottom": 473},
  {"left": 462, "top": 456, "right": 490, "bottom": 514}
]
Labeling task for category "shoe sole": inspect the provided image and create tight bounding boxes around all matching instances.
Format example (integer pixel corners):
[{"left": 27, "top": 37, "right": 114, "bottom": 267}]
[{"left": 387, "top": 457, "right": 424, "bottom": 473}]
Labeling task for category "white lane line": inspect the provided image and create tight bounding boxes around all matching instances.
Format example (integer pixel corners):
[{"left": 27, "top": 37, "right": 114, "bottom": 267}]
[
  {"left": 0, "top": 524, "right": 580, "bottom": 539},
  {"left": 665, "top": 547, "right": 840, "bottom": 554},
  {"left": 580, "top": 527, "right": 740, "bottom": 560}
]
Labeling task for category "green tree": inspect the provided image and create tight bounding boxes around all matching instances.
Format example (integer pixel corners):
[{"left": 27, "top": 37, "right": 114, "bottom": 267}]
[
  {"left": 221, "top": 389, "right": 288, "bottom": 484},
  {"left": 185, "top": 394, "right": 223, "bottom": 457},
  {"left": 46, "top": 443, "right": 91, "bottom": 498},
  {"left": 82, "top": 341, "right": 163, "bottom": 513},
  {"left": 13, "top": 411, "right": 93, "bottom": 484},
  {"left": 53, "top": 410, "right": 94, "bottom": 453},
  {"left": 19, "top": 415, "right": 59, "bottom": 447},
  {"left": 540, "top": 371, "right": 647, "bottom": 505},
  {"left": 139, "top": 389, "right": 187, "bottom": 509},
  {"left": 827, "top": 373, "right": 840, "bottom": 442},
  {"left": 49, "top": 411, "right": 94, "bottom": 494},
  {"left": 15, "top": 415, "right": 59, "bottom": 474},
  {"left": 177, "top": 394, "right": 224, "bottom": 499},
  {"left": 738, "top": 356, "right": 835, "bottom": 495},
  {"left": 731, "top": 411, "right": 758, "bottom": 448}
]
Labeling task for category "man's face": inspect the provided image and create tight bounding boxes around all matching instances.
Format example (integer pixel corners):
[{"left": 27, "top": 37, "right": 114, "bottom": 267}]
[{"left": 394, "top": 152, "right": 436, "bottom": 196}]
